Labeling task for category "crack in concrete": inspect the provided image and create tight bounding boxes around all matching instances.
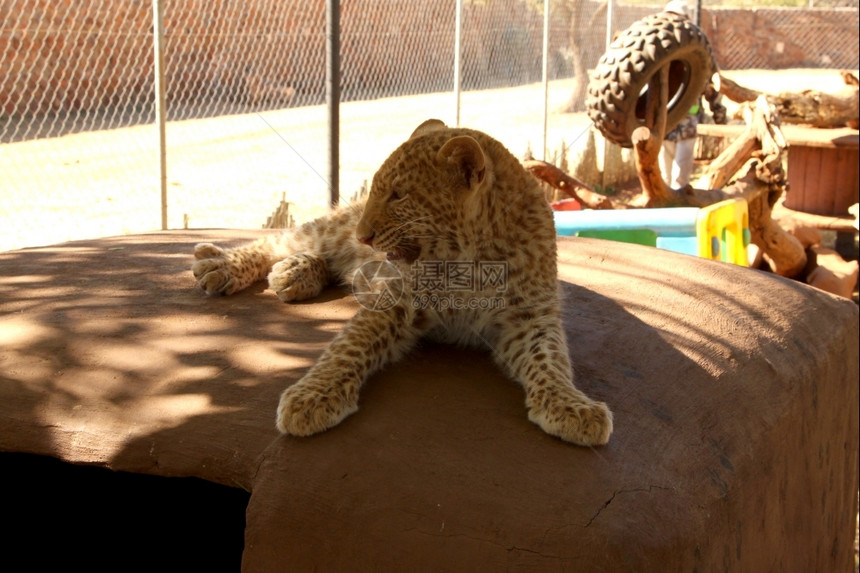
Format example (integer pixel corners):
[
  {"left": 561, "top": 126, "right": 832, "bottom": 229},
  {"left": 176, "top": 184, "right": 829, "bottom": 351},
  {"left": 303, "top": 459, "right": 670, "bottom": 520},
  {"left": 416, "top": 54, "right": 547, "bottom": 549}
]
[{"left": 584, "top": 485, "right": 671, "bottom": 527}]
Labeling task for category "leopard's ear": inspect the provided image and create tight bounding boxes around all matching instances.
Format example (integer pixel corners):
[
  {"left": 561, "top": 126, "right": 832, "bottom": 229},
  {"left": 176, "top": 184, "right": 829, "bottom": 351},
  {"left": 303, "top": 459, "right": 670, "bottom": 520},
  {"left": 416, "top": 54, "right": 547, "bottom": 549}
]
[
  {"left": 409, "top": 119, "right": 447, "bottom": 140},
  {"left": 437, "top": 135, "right": 486, "bottom": 190}
]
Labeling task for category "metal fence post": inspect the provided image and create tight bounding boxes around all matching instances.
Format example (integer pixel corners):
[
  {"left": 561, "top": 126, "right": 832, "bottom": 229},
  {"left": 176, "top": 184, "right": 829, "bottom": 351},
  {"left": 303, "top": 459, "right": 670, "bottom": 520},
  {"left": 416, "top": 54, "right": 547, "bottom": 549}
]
[
  {"left": 454, "top": 0, "right": 463, "bottom": 127},
  {"left": 152, "top": 0, "right": 167, "bottom": 230},
  {"left": 541, "top": 0, "right": 550, "bottom": 160},
  {"left": 602, "top": 0, "right": 615, "bottom": 189},
  {"left": 605, "top": 0, "right": 614, "bottom": 50},
  {"left": 327, "top": 0, "right": 340, "bottom": 208}
]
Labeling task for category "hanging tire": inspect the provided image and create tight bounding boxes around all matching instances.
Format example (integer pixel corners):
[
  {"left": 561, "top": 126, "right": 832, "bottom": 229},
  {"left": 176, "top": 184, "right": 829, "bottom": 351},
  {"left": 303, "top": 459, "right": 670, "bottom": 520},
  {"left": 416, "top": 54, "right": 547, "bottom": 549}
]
[{"left": 586, "top": 11, "right": 717, "bottom": 148}]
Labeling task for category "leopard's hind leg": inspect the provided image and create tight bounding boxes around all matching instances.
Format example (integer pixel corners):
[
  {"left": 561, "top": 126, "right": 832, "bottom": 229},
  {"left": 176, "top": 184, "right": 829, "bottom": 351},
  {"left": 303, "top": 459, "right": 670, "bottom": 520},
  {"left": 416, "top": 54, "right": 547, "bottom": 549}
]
[
  {"left": 192, "top": 200, "right": 371, "bottom": 299},
  {"left": 265, "top": 202, "right": 374, "bottom": 301},
  {"left": 192, "top": 238, "right": 283, "bottom": 296}
]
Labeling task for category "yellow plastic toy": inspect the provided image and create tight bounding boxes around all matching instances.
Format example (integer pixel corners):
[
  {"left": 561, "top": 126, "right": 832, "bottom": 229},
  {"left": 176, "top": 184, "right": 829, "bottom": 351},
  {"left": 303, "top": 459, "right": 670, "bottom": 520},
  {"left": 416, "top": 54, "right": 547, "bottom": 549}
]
[
  {"left": 553, "top": 198, "right": 751, "bottom": 267},
  {"left": 696, "top": 198, "right": 750, "bottom": 266}
]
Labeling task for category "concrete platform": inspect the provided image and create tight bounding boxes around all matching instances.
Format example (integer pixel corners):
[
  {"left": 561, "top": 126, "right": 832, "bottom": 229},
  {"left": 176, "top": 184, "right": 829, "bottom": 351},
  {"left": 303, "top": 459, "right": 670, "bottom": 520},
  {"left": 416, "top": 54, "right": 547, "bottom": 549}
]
[{"left": 1, "top": 231, "right": 857, "bottom": 571}]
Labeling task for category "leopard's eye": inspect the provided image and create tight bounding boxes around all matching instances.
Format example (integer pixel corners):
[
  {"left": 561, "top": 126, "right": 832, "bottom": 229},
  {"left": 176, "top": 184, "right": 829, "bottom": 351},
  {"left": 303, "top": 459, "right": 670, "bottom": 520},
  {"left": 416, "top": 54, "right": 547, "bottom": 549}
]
[{"left": 388, "top": 189, "right": 403, "bottom": 202}]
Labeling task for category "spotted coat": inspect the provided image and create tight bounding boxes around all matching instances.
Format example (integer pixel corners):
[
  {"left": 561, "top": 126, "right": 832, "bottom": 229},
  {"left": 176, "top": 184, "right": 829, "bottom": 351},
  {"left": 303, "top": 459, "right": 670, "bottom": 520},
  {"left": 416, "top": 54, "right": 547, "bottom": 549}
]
[{"left": 192, "top": 119, "right": 612, "bottom": 446}]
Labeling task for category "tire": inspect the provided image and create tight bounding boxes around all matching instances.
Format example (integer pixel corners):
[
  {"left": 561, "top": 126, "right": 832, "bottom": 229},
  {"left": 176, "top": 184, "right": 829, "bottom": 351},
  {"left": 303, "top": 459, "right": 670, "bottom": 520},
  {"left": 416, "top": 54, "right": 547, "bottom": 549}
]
[{"left": 586, "top": 12, "right": 716, "bottom": 148}]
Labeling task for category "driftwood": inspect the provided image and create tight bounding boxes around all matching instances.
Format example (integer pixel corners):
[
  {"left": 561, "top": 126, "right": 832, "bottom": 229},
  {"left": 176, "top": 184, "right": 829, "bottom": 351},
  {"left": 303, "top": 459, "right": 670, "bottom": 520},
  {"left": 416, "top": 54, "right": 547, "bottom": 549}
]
[
  {"left": 529, "top": 68, "right": 855, "bottom": 295},
  {"left": 630, "top": 66, "right": 678, "bottom": 207},
  {"left": 734, "top": 157, "right": 806, "bottom": 278},
  {"left": 617, "top": 63, "right": 810, "bottom": 276},
  {"left": 529, "top": 68, "right": 808, "bottom": 277},
  {"left": 643, "top": 93, "right": 806, "bottom": 277},
  {"left": 523, "top": 160, "right": 615, "bottom": 209},
  {"left": 718, "top": 71, "right": 860, "bottom": 129}
]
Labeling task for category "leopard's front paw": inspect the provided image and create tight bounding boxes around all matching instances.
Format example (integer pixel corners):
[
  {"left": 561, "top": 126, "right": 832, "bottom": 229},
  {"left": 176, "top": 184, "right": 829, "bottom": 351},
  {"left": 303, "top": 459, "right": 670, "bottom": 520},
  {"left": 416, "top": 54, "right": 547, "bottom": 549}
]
[
  {"left": 268, "top": 253, "right": 328, "bottom": 302},
  {"left": 276, "top": 378, "right": 358, "bottom": 436},
  {"left": 527, "top": 388, "right": 613, "bottom": 447},
  {"left": 192, "top": 242, "right": 240, "bottom": 295}
]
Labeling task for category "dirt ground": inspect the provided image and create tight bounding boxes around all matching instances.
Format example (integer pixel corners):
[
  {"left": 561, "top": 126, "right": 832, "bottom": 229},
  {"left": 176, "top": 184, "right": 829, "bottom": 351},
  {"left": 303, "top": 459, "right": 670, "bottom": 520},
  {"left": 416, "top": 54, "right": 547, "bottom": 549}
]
[{"left": 1, "top": 68, "right": 856, "bottom": 254}]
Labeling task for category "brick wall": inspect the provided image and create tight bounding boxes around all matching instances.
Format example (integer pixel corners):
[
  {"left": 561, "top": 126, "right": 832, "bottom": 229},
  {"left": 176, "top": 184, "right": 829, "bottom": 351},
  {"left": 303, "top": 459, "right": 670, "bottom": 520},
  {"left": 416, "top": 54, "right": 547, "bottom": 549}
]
[
  {"left": 0, "top": 0, "right": 153, "bottom": 118},
  {"left": 701, "top": 7, "right": 860, "bottom": 69}
]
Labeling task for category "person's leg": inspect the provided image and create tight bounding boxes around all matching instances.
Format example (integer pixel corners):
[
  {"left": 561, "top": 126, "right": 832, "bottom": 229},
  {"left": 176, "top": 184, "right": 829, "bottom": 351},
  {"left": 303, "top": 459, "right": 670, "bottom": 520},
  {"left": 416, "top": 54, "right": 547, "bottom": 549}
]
[
  {"left": 672, "top": 137, "right": 696, "bottom": 187},
  {"left": 659, "top": 140, "right": 676, "bottom": 187}
]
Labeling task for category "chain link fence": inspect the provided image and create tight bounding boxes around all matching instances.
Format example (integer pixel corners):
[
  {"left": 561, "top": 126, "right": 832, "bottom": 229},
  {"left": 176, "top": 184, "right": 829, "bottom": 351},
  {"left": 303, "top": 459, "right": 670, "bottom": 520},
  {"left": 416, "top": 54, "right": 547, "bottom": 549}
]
[{"left": 1, "top": 0, "right": 858, "bottom": 251}]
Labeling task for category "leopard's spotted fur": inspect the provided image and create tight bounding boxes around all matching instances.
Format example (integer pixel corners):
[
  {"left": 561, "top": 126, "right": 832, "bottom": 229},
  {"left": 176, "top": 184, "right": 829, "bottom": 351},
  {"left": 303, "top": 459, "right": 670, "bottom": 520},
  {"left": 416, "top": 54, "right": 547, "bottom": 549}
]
[{"left": 192, "top": 119, "right": 613, "bottom": 446}]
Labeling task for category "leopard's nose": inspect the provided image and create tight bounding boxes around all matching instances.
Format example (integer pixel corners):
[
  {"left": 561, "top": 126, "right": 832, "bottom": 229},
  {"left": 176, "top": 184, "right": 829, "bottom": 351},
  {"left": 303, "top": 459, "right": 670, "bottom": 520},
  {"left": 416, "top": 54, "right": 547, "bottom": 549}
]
[{"left": 357, "top": 232, "right": 374, "bottom": 246}]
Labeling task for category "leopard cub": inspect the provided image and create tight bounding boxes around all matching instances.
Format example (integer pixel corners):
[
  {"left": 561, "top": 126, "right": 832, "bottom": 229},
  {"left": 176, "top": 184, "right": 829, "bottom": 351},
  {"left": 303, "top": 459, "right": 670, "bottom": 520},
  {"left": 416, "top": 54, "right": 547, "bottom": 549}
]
[{"left": 192, "top": 119, "right": 613, "bottom": 446}]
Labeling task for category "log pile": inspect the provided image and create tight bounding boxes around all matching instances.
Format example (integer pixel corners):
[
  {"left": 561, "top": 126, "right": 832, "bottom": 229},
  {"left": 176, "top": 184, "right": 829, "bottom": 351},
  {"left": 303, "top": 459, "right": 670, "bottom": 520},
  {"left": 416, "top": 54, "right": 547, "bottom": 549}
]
[{"left": 528, "top": 71, "right": 858, "bottom": 300}]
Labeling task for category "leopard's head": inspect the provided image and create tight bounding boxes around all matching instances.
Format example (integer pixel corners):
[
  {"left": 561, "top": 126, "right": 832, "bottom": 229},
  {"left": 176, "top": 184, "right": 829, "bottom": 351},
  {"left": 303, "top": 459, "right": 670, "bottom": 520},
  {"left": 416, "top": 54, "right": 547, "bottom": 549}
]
[{"left": 355, "top": 119, "right": 492, "bottom": 263}]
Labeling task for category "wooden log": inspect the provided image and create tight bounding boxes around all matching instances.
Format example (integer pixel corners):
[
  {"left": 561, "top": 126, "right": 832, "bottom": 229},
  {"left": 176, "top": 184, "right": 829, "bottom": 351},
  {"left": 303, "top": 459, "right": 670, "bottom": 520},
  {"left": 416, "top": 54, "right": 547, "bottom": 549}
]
[
  {"left": 716, "top": 74, "right": 760, "bottom": 105},
  {"left": 523, "top": 160, "right": 615, "bottom": 209},
  {"left": 632, "top": 66, "right": 679, "bottom": 207},
  {"left": 718, "top": 72, "right": 859, "bottom": 129},
  {"left": 733, "top": 160, "right": 807, "bottom": 278},
  {"left": 634, "top": 88, "right": 807, "bottom": 276},
  {"left": 714, "top": 98, "right": 807, "bottom": 277},
  {"left": 698, "top": 123, "right": 758, "bottom": 191}
]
